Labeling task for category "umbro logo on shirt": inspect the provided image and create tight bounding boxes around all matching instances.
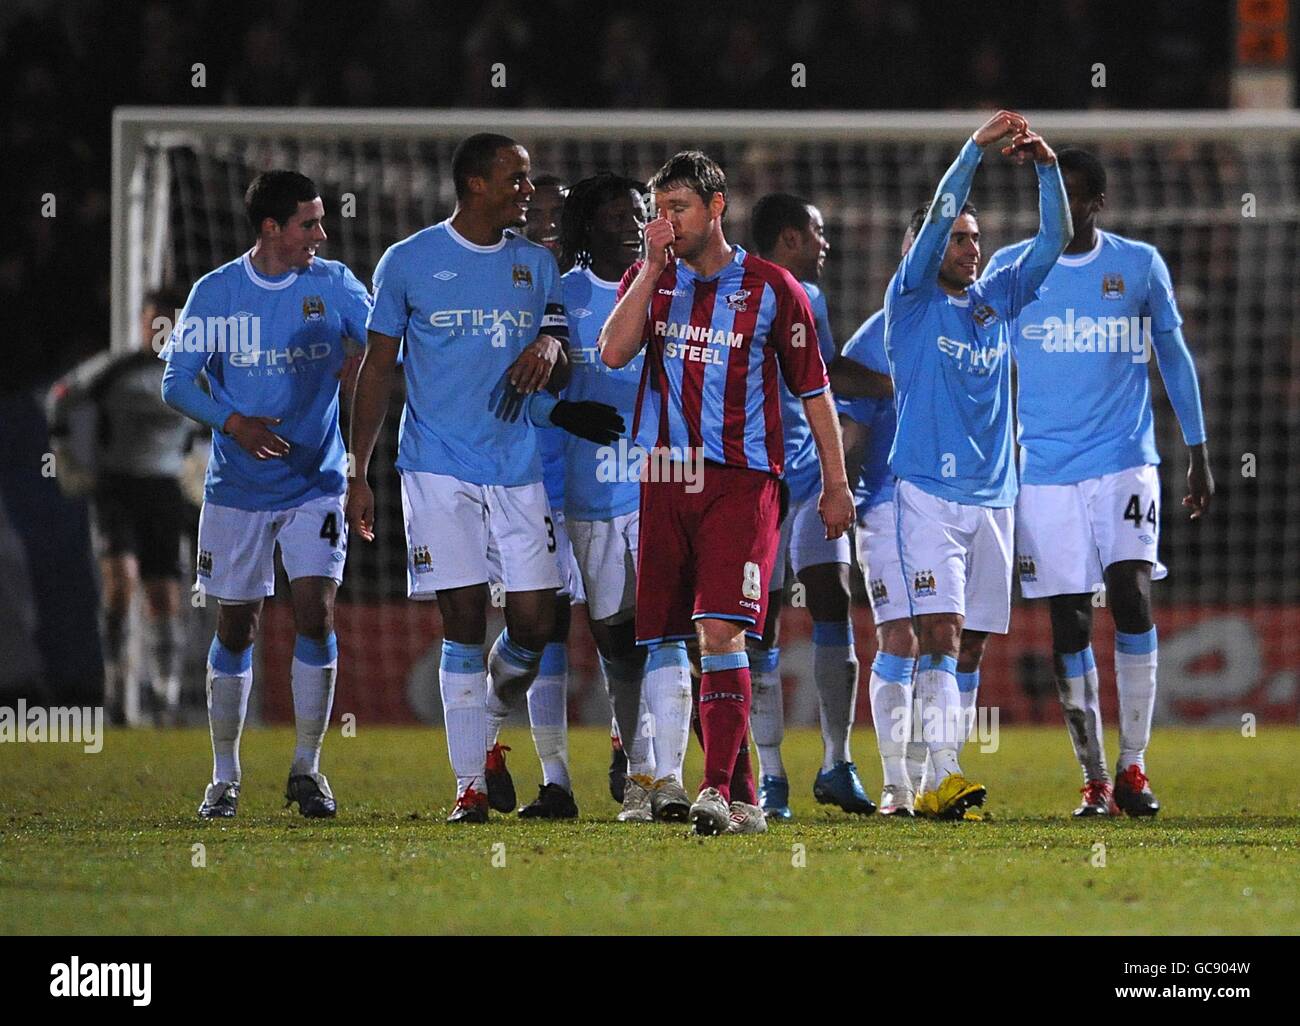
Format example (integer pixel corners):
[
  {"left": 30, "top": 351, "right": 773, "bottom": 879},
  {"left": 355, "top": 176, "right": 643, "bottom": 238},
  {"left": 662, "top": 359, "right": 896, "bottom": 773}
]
[
  {"left": 570, "top": 307, "right": 592, "bottom": 319},
  {"left": 433, "top": 270, "right": 457, "bottom": 281}
]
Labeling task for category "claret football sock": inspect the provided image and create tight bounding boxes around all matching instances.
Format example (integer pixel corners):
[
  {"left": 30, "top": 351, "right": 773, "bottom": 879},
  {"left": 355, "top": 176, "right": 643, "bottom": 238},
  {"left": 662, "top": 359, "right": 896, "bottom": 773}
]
[
  {"left": 698, "top": 651, "right": 752, "bottom": 803},
  {"left": 206, "top": 636, "right": 253, "bottom": 784}
]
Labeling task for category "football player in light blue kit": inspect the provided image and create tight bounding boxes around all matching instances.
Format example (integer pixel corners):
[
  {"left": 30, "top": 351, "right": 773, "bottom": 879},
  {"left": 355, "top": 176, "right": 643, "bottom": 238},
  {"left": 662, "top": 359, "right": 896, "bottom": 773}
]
[
  {"left": 984, "top": 148, "right": 1213, "bottom": 818},
  {"left": 347, "top": 134, "right": 619, "bottom": 823},
  {"left": 747, "top": 193, "right": 872, "bottom": 819},
  {"left": 552, "top": 173, "right": 694, "bottom": 824},
  {"left": 885, "top": 110, "right": 1071, "bottom": 819},
  {"left": 161, "top": 170, "right": 372, "bottom": 821}
]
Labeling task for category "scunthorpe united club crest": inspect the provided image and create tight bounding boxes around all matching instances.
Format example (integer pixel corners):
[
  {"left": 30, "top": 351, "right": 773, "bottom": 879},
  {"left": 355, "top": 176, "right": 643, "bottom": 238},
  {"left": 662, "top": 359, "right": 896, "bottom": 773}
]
[
  {"left": 512, "top": 264, "right": 534, "bottom": 289},
  {"left": 913, "top": 570, "right": 937, "bottom": 597},
  {"left": 412, "top": 546, "right": 433, "bottom": 574},
  {"left": 724, "top": 288, "right": 750, "bottom": 312},
  {"left": 1018, "top": 555, "right": 1037, "bottom": 581},
  {"left": 1101, "top": 273, "right": 1125, "bottom": 299},
  {"left": 302, "top": 295, "right": 326, "bottom": 321}
]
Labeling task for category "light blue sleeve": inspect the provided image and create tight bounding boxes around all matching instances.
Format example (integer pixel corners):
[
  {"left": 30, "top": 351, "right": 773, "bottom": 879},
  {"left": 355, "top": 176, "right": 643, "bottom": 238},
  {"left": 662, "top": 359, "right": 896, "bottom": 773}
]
[
  {"left": 810, "top": 287, "right": 835, "bottom": 362},
  {"left": 1151, "top": 325, "right": 1207, "bottom": 446},
  {"left": 1144, "top": 249, "right": 1184, "bottom": 334},
  {"left": 338, "top": 264, "right": 374, "bottom": 343},
  {"left": 160, "top": 276, "right": 222, "bottom": 376},
  {"left": 841, "top": 317, "right": 890, "bottom": 375},
  {"left": 366, "top": 245, "right": 408, "bottom": 339},
  {"left": 980, "top": 162, "right": 1071, "bottom": 319},
  {"left": 897, "top": 137, "right": 983, "bottom": 293},
  {"left": 161, "top": 359, "right": 233, "bottom": 432},
  {"left": 524, "top": 391, "right": 560, "bottom": 427}
]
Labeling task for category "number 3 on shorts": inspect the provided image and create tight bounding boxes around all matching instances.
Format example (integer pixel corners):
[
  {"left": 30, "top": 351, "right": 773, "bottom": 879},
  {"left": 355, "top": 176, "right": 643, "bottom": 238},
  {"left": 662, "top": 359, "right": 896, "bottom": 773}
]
[
  {"left": 544, "top": 515, "right": 557, "bottom": 554},
  {"left": 1122, "top": 494, "right": 1156, "bottom": 530},
  {"left": 320, "top": 512, "right": 340, "bottom": 546}
]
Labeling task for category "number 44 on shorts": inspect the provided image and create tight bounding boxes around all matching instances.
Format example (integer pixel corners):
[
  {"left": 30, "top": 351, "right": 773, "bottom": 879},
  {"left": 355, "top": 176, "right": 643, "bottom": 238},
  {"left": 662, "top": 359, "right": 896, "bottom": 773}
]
[{"left": 1122, "top": 494, "right": 1156, "bottom": 530}]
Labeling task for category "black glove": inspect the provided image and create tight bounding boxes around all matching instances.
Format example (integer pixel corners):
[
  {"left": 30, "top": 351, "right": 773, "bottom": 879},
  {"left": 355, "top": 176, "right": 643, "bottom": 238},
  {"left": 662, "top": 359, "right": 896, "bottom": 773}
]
[{"left": 550, "top": 400, "right": 625, "bottom": 445}]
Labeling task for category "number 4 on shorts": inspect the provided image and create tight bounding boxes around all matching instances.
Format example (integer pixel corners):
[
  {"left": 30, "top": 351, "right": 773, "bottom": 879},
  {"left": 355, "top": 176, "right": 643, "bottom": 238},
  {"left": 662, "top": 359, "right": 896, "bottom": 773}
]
[
  {"left": 1122, "top": 494, "right": 1156, "bottom": 529},
  {"left": 320, "top": 512, "right": 340, "bottom": 546}
]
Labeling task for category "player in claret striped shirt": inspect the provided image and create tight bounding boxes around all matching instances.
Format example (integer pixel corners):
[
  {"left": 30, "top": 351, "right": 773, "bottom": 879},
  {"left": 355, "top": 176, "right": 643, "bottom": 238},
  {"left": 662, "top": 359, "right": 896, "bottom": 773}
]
[{"left": 600, "top": 151, "right": 855, "bottom": 836}]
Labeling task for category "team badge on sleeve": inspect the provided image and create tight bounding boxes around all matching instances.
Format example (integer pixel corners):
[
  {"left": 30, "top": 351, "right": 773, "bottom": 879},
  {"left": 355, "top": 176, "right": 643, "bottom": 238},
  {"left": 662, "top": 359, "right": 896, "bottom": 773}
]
[
  {"left": 197, "top": 549, "right": 214, "bottom": 578},
  {"left": 870, "top": 578, "right": 889, "bottom": 604}
]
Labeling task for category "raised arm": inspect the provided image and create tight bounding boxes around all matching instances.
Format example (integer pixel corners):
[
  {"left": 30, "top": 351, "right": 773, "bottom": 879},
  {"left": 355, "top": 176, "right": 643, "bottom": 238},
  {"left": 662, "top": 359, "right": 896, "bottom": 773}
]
[
  {"left": 1000, "top": 130, "right": 1072, "bottom": 317},
  {"left": 600, "top": 213, "right": 674, "bottom": 368},
  {"left": 899, "top": 111, "right": 1028, "bottom": 292}
]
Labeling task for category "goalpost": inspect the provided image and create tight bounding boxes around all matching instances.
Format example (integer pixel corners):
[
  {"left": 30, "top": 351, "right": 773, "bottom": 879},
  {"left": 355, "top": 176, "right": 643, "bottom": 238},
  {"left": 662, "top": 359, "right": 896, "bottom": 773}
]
[{"left": 111, "top": 107, "right": 1300, "bottom": 724}]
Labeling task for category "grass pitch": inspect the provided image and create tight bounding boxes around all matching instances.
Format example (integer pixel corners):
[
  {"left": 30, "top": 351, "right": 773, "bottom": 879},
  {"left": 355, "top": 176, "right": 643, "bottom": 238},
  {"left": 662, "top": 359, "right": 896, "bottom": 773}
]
[{"left": 1, "top": 725, "right": 1297, "bottom": 935}]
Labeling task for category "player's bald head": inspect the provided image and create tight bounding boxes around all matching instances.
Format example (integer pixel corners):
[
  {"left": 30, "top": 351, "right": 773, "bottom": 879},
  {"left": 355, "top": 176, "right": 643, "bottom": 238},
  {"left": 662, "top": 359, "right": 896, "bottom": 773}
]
[{"left": 452, "top": 133, "right": 524, "bottom": 200}]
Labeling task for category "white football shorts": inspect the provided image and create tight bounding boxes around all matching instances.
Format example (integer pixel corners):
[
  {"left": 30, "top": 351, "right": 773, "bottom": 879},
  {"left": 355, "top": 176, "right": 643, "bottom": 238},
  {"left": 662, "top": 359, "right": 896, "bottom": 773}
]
[
  {"left": 894, "top": 478, "right": 1014, "bottom": 634},
  {"left": 400, "top": 470, "right": 561, "bottom": 599},
  {"left": 195, "top": 492, "right": 347, "bottom": 603},
  {"left": 855, "top": 499, "right": 911, "bottom": 626},
  {"left": 1015, "top": 463, "right": 1167, "bottom": 599},
  {"left": 769, "top": 488, "right": 853, "bottom": 592},
  {"left": 568, "top": 509, "right": 639, "bottom": 623}
]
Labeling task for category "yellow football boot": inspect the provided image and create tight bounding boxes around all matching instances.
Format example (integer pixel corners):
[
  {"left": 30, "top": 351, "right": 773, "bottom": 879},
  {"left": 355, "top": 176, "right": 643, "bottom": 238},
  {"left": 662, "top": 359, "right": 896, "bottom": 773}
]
[{"left": 933, "top": 772, "right": 987, "bottom": 820}]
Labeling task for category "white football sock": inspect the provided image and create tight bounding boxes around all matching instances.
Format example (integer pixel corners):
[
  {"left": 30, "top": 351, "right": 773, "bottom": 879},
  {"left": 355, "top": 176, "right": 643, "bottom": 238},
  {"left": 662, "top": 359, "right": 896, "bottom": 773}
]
[
  {"left": 644, "top": 641, "right": 692, "bottom": 781},
  {"left": 956, "top": 669, "right": 980, "bottom": 755},
  {"left": 601, "top": 649, "right": 652, "bottom": 777},
  {"left": 527, "top": 642, "right": 570, "bottom": 791},
  {"left": 1116, "top": 628, "right": 1158, "bottom": 773},
  {"left": 747, "top": 645, "right": 785, "bottom": 778},
  {"left": 869, "top": 652, "right": 915, "bottom": 790},
  {"left": 916, "top": 655, "right": 962, "bottom": 781},
  {"left": 206, "top": 637, "right": 253, "bottom": 784},
  {"left": 813, "top": 621, "right": 858, "bottom": 771},
  {"left": 440, "top": 640, "right": 488, "bottom": 796},
  {"left": 485, "top": 629, "right": 542, "bottom": 746},
  {"left": 290, "top": 634, "right": 338, "bottom": 777},
  {"left": 1056, "top": 646, "right": 1108, "bottom": 781}
]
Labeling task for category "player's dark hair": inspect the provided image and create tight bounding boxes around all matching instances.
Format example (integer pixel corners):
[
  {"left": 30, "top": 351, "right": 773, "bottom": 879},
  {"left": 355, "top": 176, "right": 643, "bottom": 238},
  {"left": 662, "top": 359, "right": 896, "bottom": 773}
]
[
  {"left": 532, "top": 173, "right": 567, "bottom": 193},
  {"left": 648, "top": 150, "right": 727, "bottom": 210},
  {"left": 751, "top": 193, "right": 814, "bottom": 256},
  {"left": 143, "top": 284, "right": 190, "bottom": 315},
  {"left": 907, "top": 199, "right": 978, "bottom": 239},
  {"left": 452, "top": 132, "right": 520, "bottom": 199},
  {"left": 559, "top": 172, "right": 646, "bottom": 272},
  {"left": 244, "top": 170, "right": 319, "bottom": 233},
  {"left": 1057, "top": 148, "right": 1107, "bottom": 199}
]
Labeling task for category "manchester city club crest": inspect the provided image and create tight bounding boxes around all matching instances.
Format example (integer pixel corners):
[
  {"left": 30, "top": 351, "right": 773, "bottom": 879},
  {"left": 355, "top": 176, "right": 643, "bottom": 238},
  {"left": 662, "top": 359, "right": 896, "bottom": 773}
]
[
  {"left": 1018, "top": 555, "right": 1038, "bottom": 581},
  {"left": 302, "top": 295, "right": 326, "bottom": 321},
  {"left": 870, "top": 578, "right": 889, "bottom": 604},
  {"left": 1101, "top": 273, "right": 1125, "bottom": 299},
  {"left": 197, "top": 550, "right": 213, "bottom": 577},
  {"left": 512, "top": 264, "right": 534, "bottom": 289},
  {"left": 412, "top": 546, "right": 433, "bottom": 574},
  {"left": 973, "top": 304, "right": 998, "bottom": 327},
  {"left": 913, "top": 569, "right": 937, "bottom": 597}
]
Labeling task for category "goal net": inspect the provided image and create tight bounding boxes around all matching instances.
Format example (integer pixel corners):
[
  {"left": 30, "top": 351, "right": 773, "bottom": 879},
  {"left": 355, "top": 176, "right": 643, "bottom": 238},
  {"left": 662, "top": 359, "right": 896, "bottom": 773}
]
[{"left": 112, "top": 108, "right": 1300, "bottom": 726}]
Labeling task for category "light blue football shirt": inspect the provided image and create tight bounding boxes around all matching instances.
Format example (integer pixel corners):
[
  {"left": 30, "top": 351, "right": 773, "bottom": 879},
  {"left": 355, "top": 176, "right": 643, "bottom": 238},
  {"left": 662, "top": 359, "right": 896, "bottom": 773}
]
[
  {"left": 984, "top": 229, "right": 1205, "bottom": 485},
  {"left": 836, "top": 310, "right": 896, "bottom": 514},
  {"left": 163, "top": 253, "right": 371, "bottom": 511},
  {"left": 367, "top": 220, "right": 567, "bottom": 487},
  {"left": 559, "top": 267, "right": 649, "bottom": 521},
  {"left": 884, "top": 138, "right": 1071, "bottom": 508},
  {"left": 775, "top": 281, "right": 836, "bottom": 504}
]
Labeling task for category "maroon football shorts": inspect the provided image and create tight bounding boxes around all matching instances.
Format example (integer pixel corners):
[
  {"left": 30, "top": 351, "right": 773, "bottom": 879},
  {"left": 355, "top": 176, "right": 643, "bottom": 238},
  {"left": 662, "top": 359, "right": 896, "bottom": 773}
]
[{"left": 635, "top": 460, "right": 782, "bottom": 644}]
